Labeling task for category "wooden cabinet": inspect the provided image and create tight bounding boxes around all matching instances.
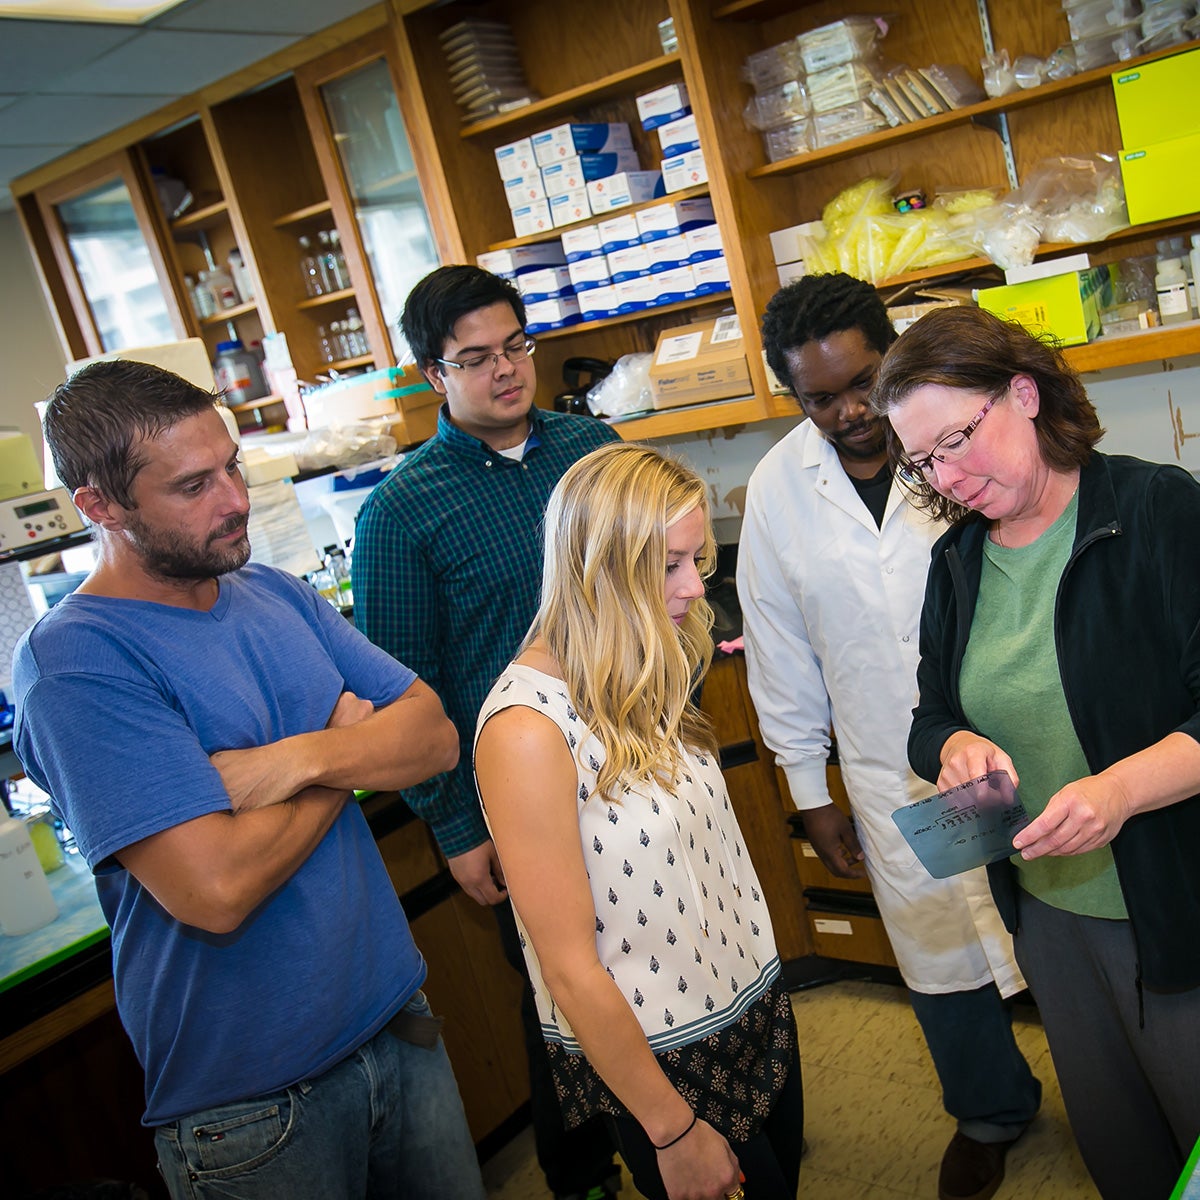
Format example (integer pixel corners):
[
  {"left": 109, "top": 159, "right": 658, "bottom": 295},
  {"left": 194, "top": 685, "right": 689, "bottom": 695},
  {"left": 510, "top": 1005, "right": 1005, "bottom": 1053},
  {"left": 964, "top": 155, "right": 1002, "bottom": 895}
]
[
  {"left": 788, "top": 759, "right": 900, "bottom": 969},
  {"left": 389, "top": 0, "right": 1200, "bottom": 440},
  {"left": 29, "top": 149, "right": 188, "bottom": 362},
  {"left": 13, "top": 4, "right": 1200, "bottom": 436},
  {"left": 14, "top": 14, "right": 448, "bottom": 435},
  {"left": 699, "top": 654, "right": 812, "bottom": 963},
  {"left": 687, "top": 0, "right": 1200, "bottom": 379}
]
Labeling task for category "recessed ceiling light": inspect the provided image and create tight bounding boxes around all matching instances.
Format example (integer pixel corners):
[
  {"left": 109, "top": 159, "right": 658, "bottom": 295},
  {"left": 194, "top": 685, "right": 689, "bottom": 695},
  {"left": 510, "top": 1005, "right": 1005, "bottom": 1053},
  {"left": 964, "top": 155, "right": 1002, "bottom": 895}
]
[{"left": 0, "top": 1, "right": 188, "bottom": 22}]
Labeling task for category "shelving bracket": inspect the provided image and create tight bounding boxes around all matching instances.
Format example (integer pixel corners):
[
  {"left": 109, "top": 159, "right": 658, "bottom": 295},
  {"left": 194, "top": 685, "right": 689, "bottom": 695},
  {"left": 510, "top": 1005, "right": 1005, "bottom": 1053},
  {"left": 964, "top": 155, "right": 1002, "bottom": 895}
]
[{"left": 975, "top": 0, "right": 1020, "bottom": 191}]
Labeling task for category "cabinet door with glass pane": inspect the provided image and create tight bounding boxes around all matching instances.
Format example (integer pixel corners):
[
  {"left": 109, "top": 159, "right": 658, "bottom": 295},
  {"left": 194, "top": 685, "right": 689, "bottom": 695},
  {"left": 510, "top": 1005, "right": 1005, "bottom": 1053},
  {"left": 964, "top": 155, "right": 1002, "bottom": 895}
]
[
  {"left": 34, "top": 151, "right": 186, "bottom": 360},
  {"left": 295, "top": 30, "right": 460, "bottom": 368}
]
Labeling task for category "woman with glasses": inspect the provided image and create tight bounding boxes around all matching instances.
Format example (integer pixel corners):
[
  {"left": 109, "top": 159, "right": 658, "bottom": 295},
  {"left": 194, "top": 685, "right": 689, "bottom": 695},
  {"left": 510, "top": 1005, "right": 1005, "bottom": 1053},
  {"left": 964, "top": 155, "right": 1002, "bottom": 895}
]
[
  {"left": 872, "top": 304, "right": 1200, "bottom": 1200},
  {"left": 474, "top": 444, "right": 803, "bottom": 1200}
]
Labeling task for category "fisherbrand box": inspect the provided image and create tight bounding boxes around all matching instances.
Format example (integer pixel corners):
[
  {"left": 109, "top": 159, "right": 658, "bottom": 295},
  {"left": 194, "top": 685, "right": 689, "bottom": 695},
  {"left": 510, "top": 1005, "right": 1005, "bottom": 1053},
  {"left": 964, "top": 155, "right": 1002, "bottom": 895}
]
[
  {"left": 649, "top": 315, "right": 750, "bottom": 410},
  {"left": 532, "top": 122, "right": 633, "bottom": 166}
]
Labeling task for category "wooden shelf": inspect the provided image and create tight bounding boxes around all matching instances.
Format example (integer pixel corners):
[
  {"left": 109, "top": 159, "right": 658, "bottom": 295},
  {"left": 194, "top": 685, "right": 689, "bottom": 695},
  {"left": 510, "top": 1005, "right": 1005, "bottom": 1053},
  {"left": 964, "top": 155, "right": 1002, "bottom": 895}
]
[
  {"left": 227, "top": 394, "right": 285, "bottom": 414},
  {"left": 460, "top": 54, "right": 683, "bottom": 140},
  {"left": 274, "top": 200, "right": 333, "bottom": 228},
  {"left": 199, "top": 300, "right": 257, "bottom": 325},
  {"left": 171, "top": 198, "right": 229, "bottom": 231},
  {"left": 296, "top": 287, "right": 357, "bottom": 310},
  {"left": 1064, "top": 321, "right": 1200, "bottom": 373},
  {"left": 607, "top": 394, "right": 768, "bottom": 440},
  {"left": 537, "top": 290, "right": 732, "bottom": 340},
  {"left": 873, "top": 214, "right": 1200, "bottom": 293},
  {"left": 749, "top": 39, "right": 1200, "bottom": 180},
  {"left": 714, "top": 0, "right": 823, "bottom": 17},
  {"left": 488, "top": 185, "right": 711, "bottom": 251},
  {"left": 326, "top": 353, "right": 375, "bottom": 371}
]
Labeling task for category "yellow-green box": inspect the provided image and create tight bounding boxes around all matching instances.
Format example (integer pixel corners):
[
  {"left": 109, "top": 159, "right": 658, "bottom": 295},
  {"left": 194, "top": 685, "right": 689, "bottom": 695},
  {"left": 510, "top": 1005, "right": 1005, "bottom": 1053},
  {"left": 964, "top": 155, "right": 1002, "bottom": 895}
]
[
  {"left": 1112, "top": 46, "right": 1200, "bottom": 148},
  {"left": 1119, "top": 131, "right": 1200, "bottom": 226},
  {"left": 976, "top": 267, "right": 1112, "bottom": 347}
]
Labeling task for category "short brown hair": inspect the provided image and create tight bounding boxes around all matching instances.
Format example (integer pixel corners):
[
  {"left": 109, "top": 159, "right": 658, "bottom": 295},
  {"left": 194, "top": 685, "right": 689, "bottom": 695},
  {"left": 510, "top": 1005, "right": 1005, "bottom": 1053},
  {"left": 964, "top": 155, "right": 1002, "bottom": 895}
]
[
  {"left": 44, "top": 359, "right": 219, "bottom": 509},
  {"left": 871, "top": 306, "right": 1104, "bottom": 522}
]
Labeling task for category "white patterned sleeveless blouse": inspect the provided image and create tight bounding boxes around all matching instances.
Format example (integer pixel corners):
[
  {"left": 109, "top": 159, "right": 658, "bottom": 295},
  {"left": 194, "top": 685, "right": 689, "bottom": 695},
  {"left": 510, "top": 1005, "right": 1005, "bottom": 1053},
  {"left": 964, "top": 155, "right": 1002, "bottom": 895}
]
[{"left": 476, "top": 663, "right": 781, "bottom": 1054}]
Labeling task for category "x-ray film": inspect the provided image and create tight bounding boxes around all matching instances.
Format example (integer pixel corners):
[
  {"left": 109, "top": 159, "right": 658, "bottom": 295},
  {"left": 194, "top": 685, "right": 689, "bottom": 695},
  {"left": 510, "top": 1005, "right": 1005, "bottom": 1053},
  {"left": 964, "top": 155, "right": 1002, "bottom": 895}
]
[{"left": 892, "top": 770, "right": 1030, "bottom": 879}]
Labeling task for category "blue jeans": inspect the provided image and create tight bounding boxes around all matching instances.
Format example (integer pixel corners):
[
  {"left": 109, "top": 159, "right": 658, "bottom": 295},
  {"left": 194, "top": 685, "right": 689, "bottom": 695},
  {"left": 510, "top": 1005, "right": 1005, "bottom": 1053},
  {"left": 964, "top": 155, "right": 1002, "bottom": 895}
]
[{"left": 154, "top": 990, "right": 485, "bottom": 1200}]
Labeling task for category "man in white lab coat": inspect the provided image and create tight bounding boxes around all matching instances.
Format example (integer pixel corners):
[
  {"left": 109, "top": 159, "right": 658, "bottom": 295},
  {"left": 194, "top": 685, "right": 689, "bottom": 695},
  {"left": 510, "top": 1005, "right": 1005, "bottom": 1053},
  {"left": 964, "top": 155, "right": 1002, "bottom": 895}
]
[{"left": 737, "top": 275, "right": 1041, "bottom": 1200}]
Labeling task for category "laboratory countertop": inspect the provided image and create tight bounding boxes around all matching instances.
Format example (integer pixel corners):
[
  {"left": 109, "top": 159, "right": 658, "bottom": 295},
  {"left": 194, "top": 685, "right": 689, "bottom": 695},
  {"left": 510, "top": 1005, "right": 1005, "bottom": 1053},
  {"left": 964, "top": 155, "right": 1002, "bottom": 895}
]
[
  {"left": 0, "top": 789, "right": 429, "bottom": 1044},
  {"left": 0, "top": 850, "right": 107, "bottom": 995}
]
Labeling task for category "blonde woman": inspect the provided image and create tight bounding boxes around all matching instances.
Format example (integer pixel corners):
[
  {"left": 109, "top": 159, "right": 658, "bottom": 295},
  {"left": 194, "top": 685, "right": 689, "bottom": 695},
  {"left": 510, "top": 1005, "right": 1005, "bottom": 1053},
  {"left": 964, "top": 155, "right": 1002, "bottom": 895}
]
[{"left": 475, "top": 444, "right": 802, "bottom": 1200}]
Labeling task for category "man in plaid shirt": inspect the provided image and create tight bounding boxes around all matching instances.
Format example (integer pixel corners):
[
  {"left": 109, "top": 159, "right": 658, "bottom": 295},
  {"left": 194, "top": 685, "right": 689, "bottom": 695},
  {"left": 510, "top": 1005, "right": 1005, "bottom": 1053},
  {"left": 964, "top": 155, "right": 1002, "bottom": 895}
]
[{"left": 354, "top": 265, "right": 621, "bottom": 1200}]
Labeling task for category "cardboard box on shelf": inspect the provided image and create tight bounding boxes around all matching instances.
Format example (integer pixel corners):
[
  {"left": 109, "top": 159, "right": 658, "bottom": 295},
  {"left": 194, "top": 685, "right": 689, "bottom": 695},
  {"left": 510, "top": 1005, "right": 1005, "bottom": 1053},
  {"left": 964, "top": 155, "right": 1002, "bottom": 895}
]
[
  {"left": 1112, "top": 46, "right": 1200, "bottom": 149},
  {"left": 378, "top": 375, "right": 441, "bottom": 447},
  {"left": 541, "top": 150, "right": 641, "bottom": 196},
  {"left": 976, "top": 265, "right": 1113, "bottom": 347},
  {"left": 636, "top": 196, "right": 715, "bottom": 241},
  {"left": 501, "top": 171, "right": 546, "bottom": 209},
  {"left": 532, "top": 121, "right": 633, "bottom": 166},
  {"left": 1119, "top": 132, "right": 1200, "bottom": 226},
  {"left": 510, "top": 199, "right": 554, "bottom": 238},
  {"left": 657, "top": 112, "right": 700, "bottom": 158},
  {"left": 649, "top": 315, "right": 751, "bottom": 409},
  {"left": 494, "top": 136, "right": 536, "bottom": 177},
  {"left": 548, "top": 188, "right": 590, "bottom": 228},
  {"left": 588, "top": 170, "right": 664, "bottom": 214},
  {"left": 661, "top": 148, "right": 708, "bottom": 193},
  {"left": 636, "top": 82, "right": 690, "bottom": 130},
  {"left": 477, "top": 241, "right": 565, "bottom": 277}
]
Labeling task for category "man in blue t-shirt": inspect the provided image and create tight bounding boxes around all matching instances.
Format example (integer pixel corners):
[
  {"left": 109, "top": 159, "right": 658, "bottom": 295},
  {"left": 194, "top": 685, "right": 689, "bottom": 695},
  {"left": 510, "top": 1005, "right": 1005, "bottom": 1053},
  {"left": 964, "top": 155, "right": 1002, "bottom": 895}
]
[{"left": 12, "top": 359, "right": 485, "bottom": 1200}]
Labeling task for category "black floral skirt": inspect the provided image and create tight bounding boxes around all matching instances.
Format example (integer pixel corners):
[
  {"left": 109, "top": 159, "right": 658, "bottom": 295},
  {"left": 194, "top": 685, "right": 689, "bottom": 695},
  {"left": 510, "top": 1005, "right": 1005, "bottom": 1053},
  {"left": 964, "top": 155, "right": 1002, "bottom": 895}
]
[{"left": 545, "top": 980, "right": 798, "bottom": 1144}]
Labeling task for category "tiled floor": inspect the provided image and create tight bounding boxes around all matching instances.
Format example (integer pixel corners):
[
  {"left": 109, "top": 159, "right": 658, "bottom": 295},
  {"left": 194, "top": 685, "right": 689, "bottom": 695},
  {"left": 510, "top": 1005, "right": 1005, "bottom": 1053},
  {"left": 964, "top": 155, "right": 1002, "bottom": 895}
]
[{"left": 482, "top": 978, "right": 1099, "bottom": 1200}]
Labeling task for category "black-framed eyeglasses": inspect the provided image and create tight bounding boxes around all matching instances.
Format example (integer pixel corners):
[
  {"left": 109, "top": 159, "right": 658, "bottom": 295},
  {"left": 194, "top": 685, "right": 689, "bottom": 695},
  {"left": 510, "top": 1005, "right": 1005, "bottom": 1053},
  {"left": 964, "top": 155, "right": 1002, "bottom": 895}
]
[
  {"left": 896, "top": 394, "right": 1000, "bottom": 485},
  {"left": 434, "top": 337, "right": 537, "bottom": 376}
]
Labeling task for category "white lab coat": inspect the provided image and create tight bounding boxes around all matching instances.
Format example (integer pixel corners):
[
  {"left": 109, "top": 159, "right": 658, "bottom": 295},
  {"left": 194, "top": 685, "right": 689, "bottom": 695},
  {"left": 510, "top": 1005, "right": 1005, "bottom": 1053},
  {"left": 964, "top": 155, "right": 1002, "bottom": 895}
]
[{"left": 737, "top": 419, "right": 1023, "bottom": 995}]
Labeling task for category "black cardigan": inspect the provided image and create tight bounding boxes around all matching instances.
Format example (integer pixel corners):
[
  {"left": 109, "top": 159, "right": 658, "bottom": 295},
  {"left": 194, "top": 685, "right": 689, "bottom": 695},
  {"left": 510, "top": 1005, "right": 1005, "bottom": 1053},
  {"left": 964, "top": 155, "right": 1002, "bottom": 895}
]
[{"left": 910, "top": 452, "right": 1200, "bottom": 993}]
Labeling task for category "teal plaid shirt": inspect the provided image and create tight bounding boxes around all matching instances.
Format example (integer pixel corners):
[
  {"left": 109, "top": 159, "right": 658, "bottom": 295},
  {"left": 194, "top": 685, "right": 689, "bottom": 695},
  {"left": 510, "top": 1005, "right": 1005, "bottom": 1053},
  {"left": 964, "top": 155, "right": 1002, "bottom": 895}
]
[{"left": 353, "top": 403, "right": 620, "bottom": 857}]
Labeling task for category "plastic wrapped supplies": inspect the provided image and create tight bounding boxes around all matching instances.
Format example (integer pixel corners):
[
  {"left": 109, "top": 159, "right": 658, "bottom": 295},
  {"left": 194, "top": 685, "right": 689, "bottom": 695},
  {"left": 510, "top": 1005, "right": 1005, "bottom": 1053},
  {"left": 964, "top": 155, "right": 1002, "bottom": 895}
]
[{"left": 784, "top": 155, "right": 1128, "bottom": 282}]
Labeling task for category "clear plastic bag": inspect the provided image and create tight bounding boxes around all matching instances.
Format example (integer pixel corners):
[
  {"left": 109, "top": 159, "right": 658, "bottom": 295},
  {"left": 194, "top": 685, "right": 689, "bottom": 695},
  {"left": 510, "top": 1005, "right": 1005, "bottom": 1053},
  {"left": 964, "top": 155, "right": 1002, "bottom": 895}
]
[
  {"left": 1015, "top": 153, "right": 1129, "bottom": 244},
  {"left": 293, "top": 421, "right": 399, "bottom": 473},
  {"left": 743, "top": 39, "right": 806, "bottom": 91},
  {"left": 797, "top": 16, "right": 886, "bottom": 74},
  {"left": 807, "top": 60, "right": 880, "bottom": 113},
  {"left": 763, "top": 119, "right": 814, "bottom": 161},
  {"left": 923, "top": 63, "right": 987, "bottom": 107},
  {"left": 586, "top": 353, "right": 655, "bottom": 418},
  {"left": 981, "top": 49, "right": 1019, "bottom": 97},
  {"left": 742, "top": 79, "right": 809, "bottom": 131},
  {"left": 813, "top": 98, "right": 889, "bottom": 146}
]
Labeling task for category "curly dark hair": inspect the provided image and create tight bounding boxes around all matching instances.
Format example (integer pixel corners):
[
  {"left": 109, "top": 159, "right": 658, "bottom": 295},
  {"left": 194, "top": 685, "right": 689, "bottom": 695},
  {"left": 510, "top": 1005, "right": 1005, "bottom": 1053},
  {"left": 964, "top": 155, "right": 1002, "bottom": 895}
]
[
  {"left": 760, "top": 272, "right": 896, "bottom": 395},
  {"left": 871, "top": 305, "right": 1104, "bottom": 523},
  {"left": 400, "top": 265, "right": 526, "bottom": 370}
]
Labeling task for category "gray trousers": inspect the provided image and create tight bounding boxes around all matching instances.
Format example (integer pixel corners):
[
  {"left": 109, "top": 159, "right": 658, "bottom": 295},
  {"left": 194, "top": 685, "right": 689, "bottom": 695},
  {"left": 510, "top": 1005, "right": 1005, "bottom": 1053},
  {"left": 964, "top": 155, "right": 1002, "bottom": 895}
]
[{"left": 1014, "top": 889, "right": 1200, "bottom": 1200}]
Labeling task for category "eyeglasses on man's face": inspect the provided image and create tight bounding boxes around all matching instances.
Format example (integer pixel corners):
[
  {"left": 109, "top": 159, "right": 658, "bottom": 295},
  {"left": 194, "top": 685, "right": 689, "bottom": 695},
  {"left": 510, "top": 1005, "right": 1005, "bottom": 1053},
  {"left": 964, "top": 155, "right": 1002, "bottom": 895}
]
[
  {"left": 896, "top": 393, "right": 1000, "bottom": 486},
  {"left": 434, "top": 336, "right": 537, "bottom": 376}
]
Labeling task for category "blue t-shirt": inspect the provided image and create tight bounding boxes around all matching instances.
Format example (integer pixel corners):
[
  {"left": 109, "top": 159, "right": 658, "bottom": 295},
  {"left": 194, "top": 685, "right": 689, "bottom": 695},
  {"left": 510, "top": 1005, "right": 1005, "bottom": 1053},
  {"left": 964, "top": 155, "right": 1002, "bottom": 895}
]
[{"left": 12, "top": 563, "right": 426, "bottom": 1125}]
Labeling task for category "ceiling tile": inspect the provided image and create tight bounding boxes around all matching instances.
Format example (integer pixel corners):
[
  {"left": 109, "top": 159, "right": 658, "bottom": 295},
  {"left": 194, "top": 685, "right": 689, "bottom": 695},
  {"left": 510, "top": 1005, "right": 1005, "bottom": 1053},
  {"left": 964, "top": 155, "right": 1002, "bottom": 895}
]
[
  {"left": 41, "top": 28, "right": 296, "bottom": 96},
  {"left": 0, "top": 93, "right": 173, "bottom": 146},
  {"left": 0, "top": 142, "right": 76, "bottom": 181},
  {"left": 155, "top": 0, "right": 380, "bottom": 36},
  {"left": 0, "top": 19, "right": 137, "bottom": 92}
]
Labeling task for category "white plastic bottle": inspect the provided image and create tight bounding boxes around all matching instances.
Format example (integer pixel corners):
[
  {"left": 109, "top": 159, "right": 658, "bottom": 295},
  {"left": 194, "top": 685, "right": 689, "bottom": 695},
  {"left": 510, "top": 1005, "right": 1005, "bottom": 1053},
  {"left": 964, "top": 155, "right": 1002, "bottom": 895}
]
[
  {"left": 0, "top": 814, "right": 59, "bottom": 936},
  {"left": 228, "top": 249, "right": 255, "bottom": 304},
  {"left": 206, "top": 264, "right": 240, "bottom": 311},
  {"left": 1156, "top": 257, "right": 1192, "bottom": 326},
  {"left": 1190, "top": 234, "right": 1200, "bottom": 317}
]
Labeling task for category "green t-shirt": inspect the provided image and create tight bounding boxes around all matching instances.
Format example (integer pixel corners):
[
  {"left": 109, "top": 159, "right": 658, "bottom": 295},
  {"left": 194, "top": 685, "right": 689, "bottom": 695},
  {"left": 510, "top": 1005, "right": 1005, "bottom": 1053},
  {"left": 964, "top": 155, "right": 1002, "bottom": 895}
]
[{"left": 959, "top": 492, "right": 1126, "bottom": 919}]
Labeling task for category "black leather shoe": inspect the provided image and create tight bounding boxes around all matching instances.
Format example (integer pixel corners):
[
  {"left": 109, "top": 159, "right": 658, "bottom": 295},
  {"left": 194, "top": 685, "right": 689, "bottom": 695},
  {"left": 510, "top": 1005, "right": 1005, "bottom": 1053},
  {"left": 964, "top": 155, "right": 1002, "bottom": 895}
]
[{"left": 937, "top": 1131, "right": 1012, "bottom": 1200}]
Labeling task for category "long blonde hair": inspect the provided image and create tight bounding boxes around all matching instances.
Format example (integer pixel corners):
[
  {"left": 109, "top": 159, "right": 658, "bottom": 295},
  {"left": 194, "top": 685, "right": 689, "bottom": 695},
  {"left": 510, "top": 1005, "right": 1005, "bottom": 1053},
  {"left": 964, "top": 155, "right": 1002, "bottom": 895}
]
[{"left": 525, "top": 443, "right": 719, "bottom": 802}]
